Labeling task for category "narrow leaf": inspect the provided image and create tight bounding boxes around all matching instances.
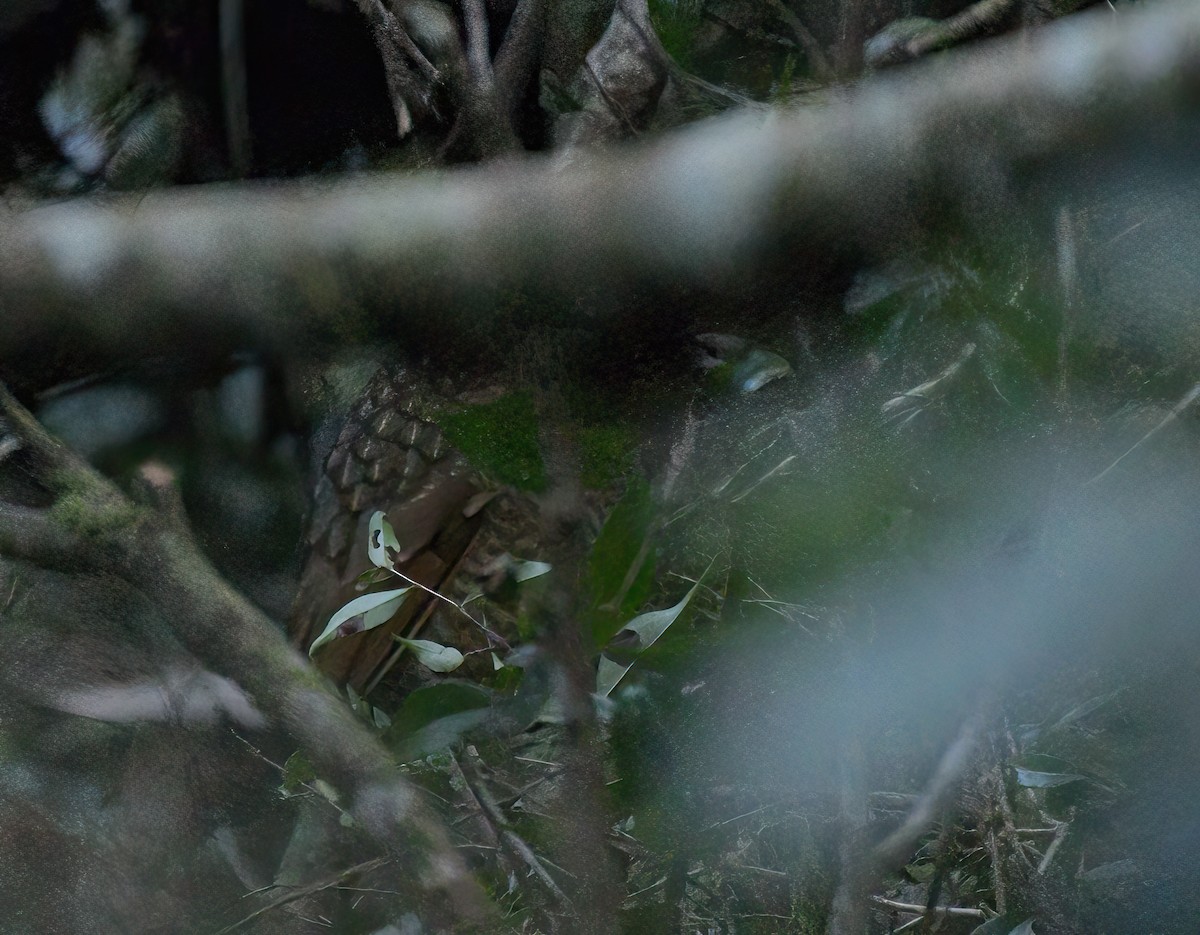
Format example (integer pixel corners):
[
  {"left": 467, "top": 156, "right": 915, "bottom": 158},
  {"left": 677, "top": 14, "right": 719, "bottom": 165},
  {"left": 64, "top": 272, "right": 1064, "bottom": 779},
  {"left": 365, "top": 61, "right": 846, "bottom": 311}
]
[
  {"left": 595, "top": 654, "right": 633, "bottom": 699},
  {"left": 596, "top": 557, "right": 714, "bottom": 697},
  {"left": 309, "top": 587, "right": 412, "bottom": 656},
  {"left": 355, "top": 566, "right": 392, "bottom": 591}
]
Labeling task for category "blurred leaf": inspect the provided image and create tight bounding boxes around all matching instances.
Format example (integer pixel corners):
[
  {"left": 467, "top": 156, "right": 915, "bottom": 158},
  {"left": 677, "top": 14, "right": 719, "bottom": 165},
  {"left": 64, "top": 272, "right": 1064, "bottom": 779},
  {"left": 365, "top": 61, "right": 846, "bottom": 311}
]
[
  {"left": 491, "top": 663, "right": 524, "bottom": 693},
  {"left": 511, "top": 558, "right": 552, "bottom": 582},
  {"left": 393, "top": 636, "right": 465, "bottom": 673},
  {"left": 1049, "top": 689, "right": 1121, "bottom": 732},
  {"left": 388, "top": 682, "right": 493, "bottom": 737},
  {"left": 1015, "top": 767, "right": 1087, "bottom": 789},
  {"left": 905, "top": 862, "right": 936, "bottom": 883},
  {"left": 587, "top": 479, "right": 657, "bottom": 647},
  {"left": 309, "top": 587, "right": 412, "bottom": 656},
  {"left": 312, "top": 779, "right": 341, "bottom": 806},
  {"left": 384, "top": 682, "right": 494, "bottom": 762},
  {"left": 733, "top": 347, "right": 792, "bottom": 393},
  {"left": 882, "top": 342, "right": 976, "bottom": 420}
]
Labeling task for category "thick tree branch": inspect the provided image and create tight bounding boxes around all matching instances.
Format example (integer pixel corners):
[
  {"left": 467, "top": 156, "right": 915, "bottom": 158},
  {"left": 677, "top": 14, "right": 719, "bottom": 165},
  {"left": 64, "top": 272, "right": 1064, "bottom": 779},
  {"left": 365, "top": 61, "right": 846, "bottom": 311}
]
[
  {"left": 0, "top": 382, "right": 492, "bottom": 924},
  {"left": 355, "top": 0, "right": 443, "bottom": 135},
  {"left": 0, "top": 4, "right": 1198, "bottom": 360},
  {"left": 493, "top": 0, "right": 547, "bottom": 120}
]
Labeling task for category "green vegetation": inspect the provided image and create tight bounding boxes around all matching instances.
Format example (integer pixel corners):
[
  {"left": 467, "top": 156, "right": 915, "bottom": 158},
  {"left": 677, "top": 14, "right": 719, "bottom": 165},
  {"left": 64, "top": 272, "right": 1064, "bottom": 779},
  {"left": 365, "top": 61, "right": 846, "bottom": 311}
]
[
  {"left": 438, "top": 391, "right": 547, "bottom": 490},
  {"left": 648, "top": 0, "right": 705, "bottom": 71}
]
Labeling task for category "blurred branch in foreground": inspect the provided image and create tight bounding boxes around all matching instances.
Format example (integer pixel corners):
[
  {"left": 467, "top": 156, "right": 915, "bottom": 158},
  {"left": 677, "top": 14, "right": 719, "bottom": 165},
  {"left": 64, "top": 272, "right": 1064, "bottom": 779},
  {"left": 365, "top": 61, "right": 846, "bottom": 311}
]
[{"left": 1, "top": 1, "right": 1198, "bottom": 363}]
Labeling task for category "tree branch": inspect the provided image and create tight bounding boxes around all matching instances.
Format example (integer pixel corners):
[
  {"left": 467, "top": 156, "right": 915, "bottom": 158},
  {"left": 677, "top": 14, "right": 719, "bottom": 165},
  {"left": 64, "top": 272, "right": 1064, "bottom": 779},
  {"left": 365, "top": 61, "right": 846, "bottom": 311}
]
[
  {"left": 0, "top": 4, "right": 1198, "bottom": 360},
  {"left": 0, "top": 381, "right": 492, "bottom": 924}
]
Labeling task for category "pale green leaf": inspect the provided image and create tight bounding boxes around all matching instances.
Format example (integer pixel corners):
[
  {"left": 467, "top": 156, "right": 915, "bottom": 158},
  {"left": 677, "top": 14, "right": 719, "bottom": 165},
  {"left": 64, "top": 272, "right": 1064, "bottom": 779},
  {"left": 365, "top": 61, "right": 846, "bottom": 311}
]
[
  {"left": 309, "top": 587, "right": 412, "bottom": 656},
  {"left": 511, "top": 559, "right": 552, "bottom": 582},
  {"left": 595, "top": 654, "right": 633, "bottom": 699},
  {"left": 394, "top": 637, "right": 465, "bottom": 673},
  {"left": 367, "top": 510, "right": 401, "bottom": 569},
  {"left": 595, "top": 558, "right": 714, "bottom": 697}
]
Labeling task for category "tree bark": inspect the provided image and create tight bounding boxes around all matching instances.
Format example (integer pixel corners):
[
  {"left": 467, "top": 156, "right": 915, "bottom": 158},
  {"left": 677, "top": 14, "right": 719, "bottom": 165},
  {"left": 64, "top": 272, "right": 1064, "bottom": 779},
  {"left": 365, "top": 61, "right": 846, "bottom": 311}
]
[{"left": 0, "top": 3, "right": 1195, "bottom": 365}]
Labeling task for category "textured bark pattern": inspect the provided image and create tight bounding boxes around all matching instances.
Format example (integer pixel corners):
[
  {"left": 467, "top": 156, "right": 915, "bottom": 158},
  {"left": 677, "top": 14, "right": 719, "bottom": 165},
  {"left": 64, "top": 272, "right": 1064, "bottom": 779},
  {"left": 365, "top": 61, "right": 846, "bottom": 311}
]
[{"left": 290, "top": 366, "right": 540, "bottom": 691}]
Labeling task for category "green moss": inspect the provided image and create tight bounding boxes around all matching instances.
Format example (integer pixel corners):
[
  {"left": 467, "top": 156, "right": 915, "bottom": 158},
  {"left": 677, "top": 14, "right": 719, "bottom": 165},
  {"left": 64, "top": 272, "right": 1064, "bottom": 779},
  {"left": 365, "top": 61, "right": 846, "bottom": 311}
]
[
  {"left": 438, "top": 391, "right": 547, "bottom": 491},
  {"left": 48, "top": 471, "right": 143, "bottom": 540},
  {"left": 577, "top": 424, "right": 637, "bottom": 489}
]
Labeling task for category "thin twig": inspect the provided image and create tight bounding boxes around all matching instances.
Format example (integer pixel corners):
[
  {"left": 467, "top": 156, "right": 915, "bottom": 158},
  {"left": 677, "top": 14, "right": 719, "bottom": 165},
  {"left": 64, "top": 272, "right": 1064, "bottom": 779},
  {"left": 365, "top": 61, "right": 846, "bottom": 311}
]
[
  {"left": 229, "top": 730, "right": 349, "bottom": 817},
  {"left": 1085, "top": 382, "right": 1200, "bottom": 484},
  {"left": 869, "top": 896, "right": 985, "bottom": 918},
  {"left": 214, "top": 858, "right": 392, "bottom": 934}
]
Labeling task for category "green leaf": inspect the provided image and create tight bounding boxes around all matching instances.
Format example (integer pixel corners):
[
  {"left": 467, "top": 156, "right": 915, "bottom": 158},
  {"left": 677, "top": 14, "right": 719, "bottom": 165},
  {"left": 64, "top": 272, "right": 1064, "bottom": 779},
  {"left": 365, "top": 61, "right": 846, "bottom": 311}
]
[
  {"left": 355, "top": 566, "right": 392, "bottom": 591},
  {"left": 280, "top": 751, "right": 315, "bottom": 793},
  {"left": 595, "top": 558, "right": 713, "bottom": 697},
  {"left": 388, "top": 682, "right": 493, "bottom": 737},
  {"left": 586, "top": 479, "right": 657, "bottom": 647},
  {"left": 596, "top": 654, "right": 632, "bottom": 701},
  {"left": 384, "top": 681, "right": 494, "bottom": 762},
  {"left": 309, "top": 587, "right": 412, "bottom": 656},
  {"left": 367, "top": 510, "right": 400, "bottom": 569},
  {"left": 393, "top": 636, "right": 465, "bottom": 673}
]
